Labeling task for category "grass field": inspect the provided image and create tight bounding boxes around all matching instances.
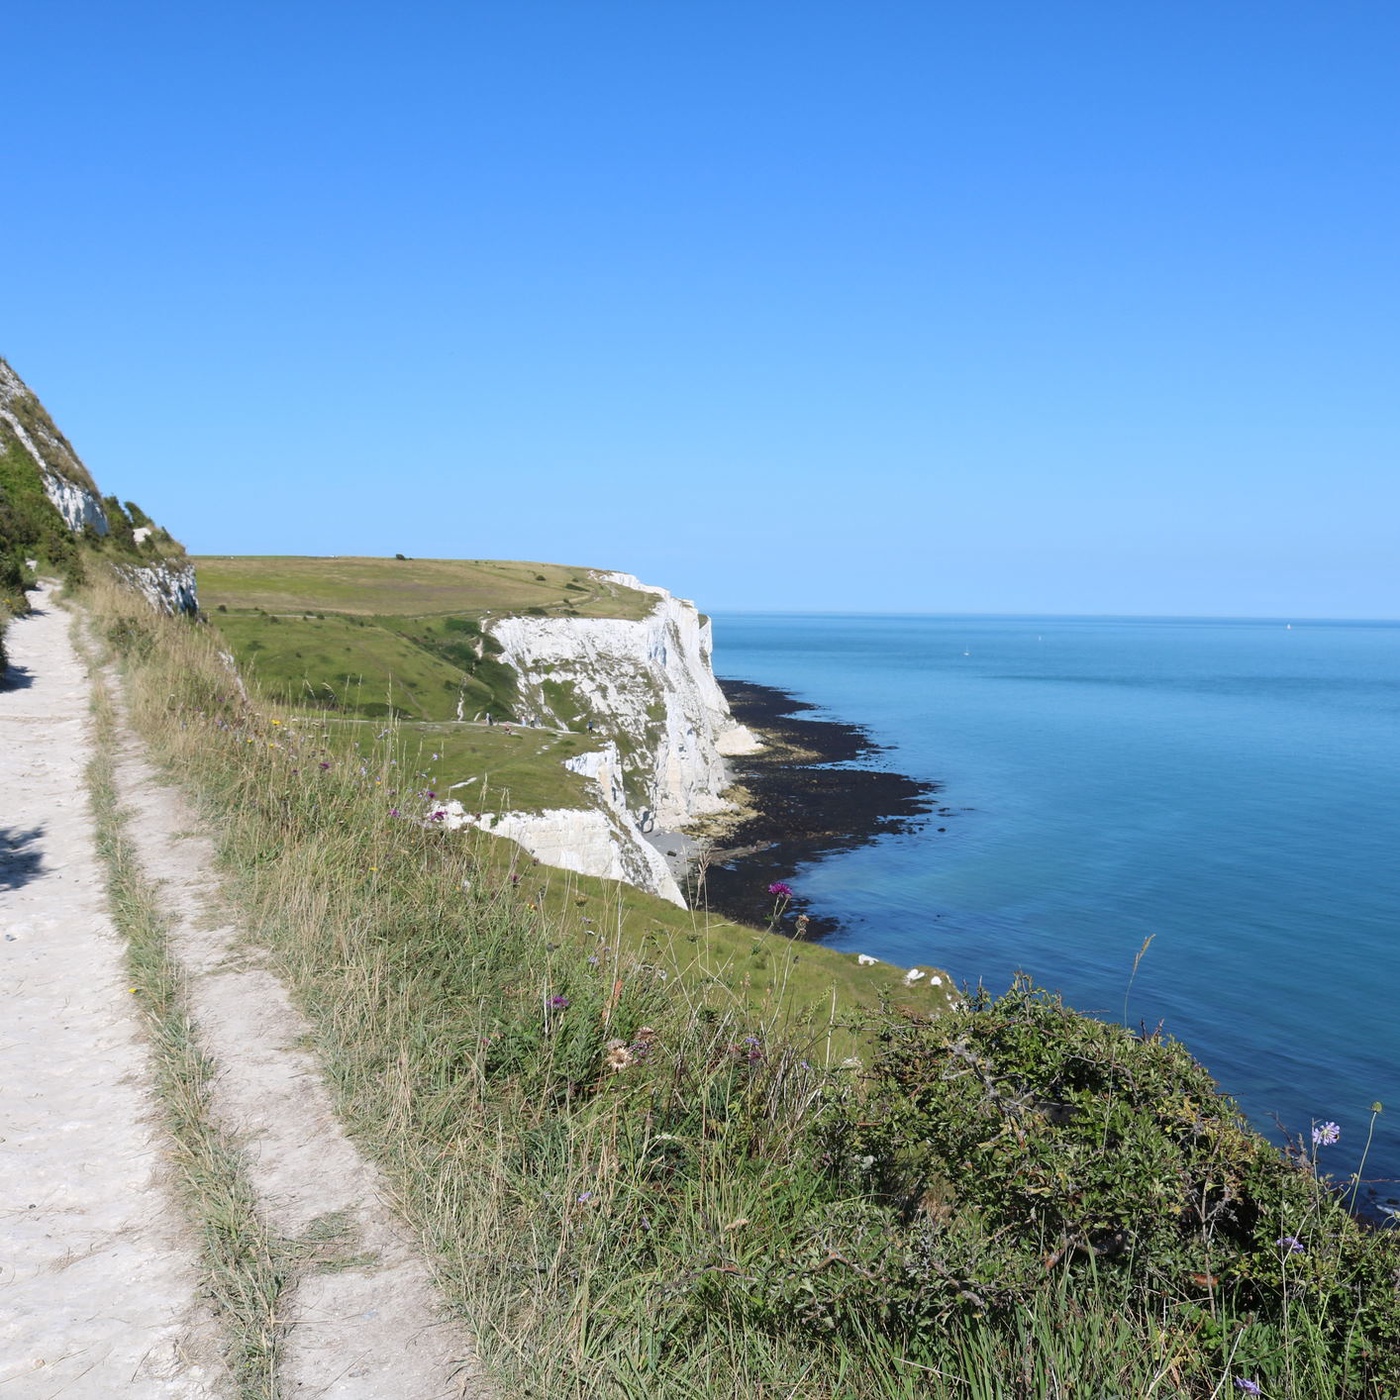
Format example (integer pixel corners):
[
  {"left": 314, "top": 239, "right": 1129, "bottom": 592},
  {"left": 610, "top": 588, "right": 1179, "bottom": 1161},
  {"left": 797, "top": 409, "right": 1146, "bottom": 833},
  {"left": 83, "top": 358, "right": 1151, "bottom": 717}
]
[{"left": 195, "top": 555, "right": 656, "bottom": 619}]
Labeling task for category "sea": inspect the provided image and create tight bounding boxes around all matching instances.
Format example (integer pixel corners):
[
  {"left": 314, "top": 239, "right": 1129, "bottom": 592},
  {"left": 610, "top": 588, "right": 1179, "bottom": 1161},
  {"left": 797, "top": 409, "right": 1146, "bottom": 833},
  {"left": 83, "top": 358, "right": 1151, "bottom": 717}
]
[{"left": 711, "top": 612, "right": 1400, "bottom": 1214}]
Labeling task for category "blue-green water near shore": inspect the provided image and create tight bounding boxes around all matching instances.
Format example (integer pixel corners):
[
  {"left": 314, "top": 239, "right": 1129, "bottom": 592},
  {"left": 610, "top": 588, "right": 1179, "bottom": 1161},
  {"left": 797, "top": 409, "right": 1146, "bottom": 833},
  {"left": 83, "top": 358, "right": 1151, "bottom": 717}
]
[{"left": 713, "top": 613, "right": 1400, "bottom": 1213}]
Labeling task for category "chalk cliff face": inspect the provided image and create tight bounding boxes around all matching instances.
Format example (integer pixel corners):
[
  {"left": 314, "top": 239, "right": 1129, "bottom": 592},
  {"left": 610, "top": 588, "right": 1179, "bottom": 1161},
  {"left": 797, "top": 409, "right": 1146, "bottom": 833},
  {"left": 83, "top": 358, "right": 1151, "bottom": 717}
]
[
  {"left": 0, "top": 359, "right": 110, "bottom": 536},
  {"left": 473, "top": 575, "right": 761, "bottom": 905},
  {"left": 489, "top": 574, "right": 761, "bottom": 829},
  {"left": 114, "top": 561, "right": 200, "bottom": 617}
]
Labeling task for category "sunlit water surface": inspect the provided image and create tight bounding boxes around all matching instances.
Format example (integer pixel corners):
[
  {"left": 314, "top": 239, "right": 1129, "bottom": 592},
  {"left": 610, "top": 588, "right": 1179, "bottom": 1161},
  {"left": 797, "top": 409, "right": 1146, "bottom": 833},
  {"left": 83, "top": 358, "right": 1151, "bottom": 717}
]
[{"left": 713, "top": 613, "right": 1400, "bottom": 1207}]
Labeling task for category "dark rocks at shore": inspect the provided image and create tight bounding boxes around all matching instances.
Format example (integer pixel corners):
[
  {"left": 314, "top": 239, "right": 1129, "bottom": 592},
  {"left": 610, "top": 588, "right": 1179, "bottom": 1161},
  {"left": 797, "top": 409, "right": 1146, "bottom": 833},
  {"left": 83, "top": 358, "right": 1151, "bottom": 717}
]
[{"left": 690, "top": 678, "right": 938, "bottom": 939}]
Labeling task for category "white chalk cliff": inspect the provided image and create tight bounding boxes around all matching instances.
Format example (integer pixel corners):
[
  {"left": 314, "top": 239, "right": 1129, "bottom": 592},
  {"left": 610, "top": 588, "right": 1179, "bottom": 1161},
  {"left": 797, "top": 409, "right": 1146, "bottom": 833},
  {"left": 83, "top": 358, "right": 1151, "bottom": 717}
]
[
  {"left": 0, "top": 359, "right": 110, "bottom": 536},
  {"left": 475, "top": 574, "right": 762, "bottom": 905}
]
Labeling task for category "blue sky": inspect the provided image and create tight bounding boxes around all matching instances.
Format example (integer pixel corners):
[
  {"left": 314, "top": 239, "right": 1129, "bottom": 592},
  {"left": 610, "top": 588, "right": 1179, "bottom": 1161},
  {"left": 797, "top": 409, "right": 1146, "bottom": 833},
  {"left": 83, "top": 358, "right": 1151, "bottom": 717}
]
[{"left": 7, "top": 2, "right": 1399, "bottom": 615}]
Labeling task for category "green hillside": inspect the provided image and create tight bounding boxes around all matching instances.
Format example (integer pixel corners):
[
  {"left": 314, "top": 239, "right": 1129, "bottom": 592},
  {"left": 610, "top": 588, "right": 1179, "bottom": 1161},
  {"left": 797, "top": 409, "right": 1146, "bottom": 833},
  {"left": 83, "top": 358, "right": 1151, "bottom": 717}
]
[{"left": 0, "top": 356, "right": 185, "bottom": 666}]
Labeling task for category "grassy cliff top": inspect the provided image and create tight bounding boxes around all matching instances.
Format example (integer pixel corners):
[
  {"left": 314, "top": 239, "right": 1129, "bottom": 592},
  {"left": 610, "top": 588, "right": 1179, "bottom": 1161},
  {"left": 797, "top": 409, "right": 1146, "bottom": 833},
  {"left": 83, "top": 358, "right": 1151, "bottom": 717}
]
[{"left": 195, "top": 555, "right": 657, "bottom": 620}]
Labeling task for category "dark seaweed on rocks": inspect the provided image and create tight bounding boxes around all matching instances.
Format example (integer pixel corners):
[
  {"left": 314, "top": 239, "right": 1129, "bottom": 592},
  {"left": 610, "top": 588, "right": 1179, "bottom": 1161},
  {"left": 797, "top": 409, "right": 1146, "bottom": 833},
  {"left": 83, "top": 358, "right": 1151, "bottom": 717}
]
[{"left": 692, "top": 678, "right": 937, "bottom": 939}]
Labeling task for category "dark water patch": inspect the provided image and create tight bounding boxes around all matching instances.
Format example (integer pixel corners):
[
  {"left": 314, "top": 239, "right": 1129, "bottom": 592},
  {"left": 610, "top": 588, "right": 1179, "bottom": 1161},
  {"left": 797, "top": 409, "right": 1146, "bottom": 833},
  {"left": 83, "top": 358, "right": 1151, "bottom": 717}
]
[{"left": 694, "top": 679, "right": 937, "bottom": 937}]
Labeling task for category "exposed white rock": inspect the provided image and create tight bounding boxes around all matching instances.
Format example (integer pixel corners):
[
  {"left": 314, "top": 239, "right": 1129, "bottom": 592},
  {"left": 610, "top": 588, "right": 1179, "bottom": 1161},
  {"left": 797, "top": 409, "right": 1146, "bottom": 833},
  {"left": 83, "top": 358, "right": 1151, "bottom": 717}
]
[
  {"left": 0, "top": 360, "right": 109, "bottom": 536},
  {"left": 488, "top": 575, "right": 761, "bottom": 832},
  {"left": 426, "top": 786, "right": 684, "bottom": 906},
  {"left": 114, "top": 562, "right": 199, "bottom": 617},
  {"left": 0, "top": 406, "right": 109, "bottom": 536}
]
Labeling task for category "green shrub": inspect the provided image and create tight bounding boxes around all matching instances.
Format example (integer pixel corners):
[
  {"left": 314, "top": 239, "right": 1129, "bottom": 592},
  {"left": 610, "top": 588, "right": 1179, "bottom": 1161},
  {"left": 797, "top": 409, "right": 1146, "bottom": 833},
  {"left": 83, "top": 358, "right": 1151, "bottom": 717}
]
[{"left": 810, "top": 978, "right": 1400, "bottom": 1388}]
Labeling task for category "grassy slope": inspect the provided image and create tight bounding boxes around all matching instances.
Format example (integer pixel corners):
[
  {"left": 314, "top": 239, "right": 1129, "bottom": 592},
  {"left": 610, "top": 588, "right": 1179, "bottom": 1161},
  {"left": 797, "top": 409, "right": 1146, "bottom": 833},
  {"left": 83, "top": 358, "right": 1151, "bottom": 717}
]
[
  {"left": 196, "top": 555, "right": 656, "bottom": 619},
  {"left": 94, "top": 573, "right": 1400, "bottom": 1399},
  {"left": 88, "top": 572, "right": 1400, "bottom": 1400}
]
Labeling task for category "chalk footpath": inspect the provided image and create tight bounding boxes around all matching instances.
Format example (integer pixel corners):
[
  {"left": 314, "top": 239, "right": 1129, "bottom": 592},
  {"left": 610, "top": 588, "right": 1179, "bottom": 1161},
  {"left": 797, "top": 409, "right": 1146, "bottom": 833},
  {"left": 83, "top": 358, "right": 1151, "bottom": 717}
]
[
  {"left": 1, "top": 588, "right": 486, "bottom": 1398},
  {"left": 0, "top": 587, "right": 221, "bottom": 1396}
]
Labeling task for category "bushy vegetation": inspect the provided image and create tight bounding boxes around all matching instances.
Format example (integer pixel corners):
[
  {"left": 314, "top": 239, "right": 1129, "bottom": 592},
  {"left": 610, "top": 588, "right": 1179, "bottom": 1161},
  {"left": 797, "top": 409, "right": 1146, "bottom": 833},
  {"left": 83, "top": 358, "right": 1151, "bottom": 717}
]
[
  {"left": 0, "top": 370, "right": 183, "bottom": 669},
  {"left": 87, "top": 572, "right": 1400, "bottom": 1398},
  {"left": 0, "top": 424, "right": 80, "bottom": 667}
]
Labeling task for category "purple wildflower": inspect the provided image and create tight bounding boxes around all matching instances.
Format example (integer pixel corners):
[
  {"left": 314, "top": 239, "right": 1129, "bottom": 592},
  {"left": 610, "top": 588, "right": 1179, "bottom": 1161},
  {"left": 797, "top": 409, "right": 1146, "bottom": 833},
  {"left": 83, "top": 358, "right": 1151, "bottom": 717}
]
[
  {"left": 1234, "top": 1381, "right": 1263, "bottom": 1397},
  {"left": 1313, "top": 1121, "right": 1341, "bottom": 1147},
  {"left": 549, "top": 994, "right": 570, "bottom": 1010},
  {"left": 767, "top": 881, "right": 793, "bottom": 899}
]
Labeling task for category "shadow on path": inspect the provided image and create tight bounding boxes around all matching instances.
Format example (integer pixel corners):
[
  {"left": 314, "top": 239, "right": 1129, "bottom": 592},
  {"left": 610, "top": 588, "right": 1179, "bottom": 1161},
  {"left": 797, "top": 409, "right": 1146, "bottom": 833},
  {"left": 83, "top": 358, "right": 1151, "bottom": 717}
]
[{"left": 0, "top": 825, "right": 46, "bottom": 891}]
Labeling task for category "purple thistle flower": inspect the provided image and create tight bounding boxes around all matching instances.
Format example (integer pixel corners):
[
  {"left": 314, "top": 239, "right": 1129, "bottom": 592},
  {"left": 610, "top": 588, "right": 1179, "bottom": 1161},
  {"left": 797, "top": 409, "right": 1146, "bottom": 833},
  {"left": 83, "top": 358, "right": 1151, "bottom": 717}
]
[
  {"left": 549, "top": 994, "right": 570, "bottom": 1009},
  {"left": 767, "top": 881, "right": 793, "bottom": 898},
  {"left": 1234, "top": 1381, "right": 1263, "bottom": 1397},
  {"left": 1278, "top": 1234, "right": 1305, "bottom": 1254},
  {"left": 1312, "top": 1121, "right": 1341, "bottom": 1147}
]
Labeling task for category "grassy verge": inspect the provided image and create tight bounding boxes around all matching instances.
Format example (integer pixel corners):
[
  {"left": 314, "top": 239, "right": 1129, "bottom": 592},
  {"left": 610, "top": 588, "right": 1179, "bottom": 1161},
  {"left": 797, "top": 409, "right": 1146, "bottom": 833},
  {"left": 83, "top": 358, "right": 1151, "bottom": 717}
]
[
  {"left": 78, "top": 620, "right": 291, "bottom": 1398},
  {"left": 87, "top": 572, "right": 1400, "bottom": 1399}
]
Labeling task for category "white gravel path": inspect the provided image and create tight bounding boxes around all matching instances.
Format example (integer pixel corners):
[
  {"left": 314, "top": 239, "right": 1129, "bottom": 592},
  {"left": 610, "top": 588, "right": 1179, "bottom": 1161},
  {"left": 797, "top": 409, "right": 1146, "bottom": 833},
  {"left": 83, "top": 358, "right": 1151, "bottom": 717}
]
[
  {"left": 0, "top": 587, "right": 223, "bottom": 1397},
  {"left": 1, "top": 587, "right": 489, "bottom": 1398}
]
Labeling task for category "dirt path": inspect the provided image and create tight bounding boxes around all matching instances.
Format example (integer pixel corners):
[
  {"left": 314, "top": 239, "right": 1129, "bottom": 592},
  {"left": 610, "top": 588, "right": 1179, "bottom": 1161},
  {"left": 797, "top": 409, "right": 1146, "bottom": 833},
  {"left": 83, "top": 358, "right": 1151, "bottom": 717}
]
[
  {"left": 1, "top": 587, "right": 222, "bottom": 1397},
  {"left": 2, "top": 589, "right": 487, "bottom": 1398}
]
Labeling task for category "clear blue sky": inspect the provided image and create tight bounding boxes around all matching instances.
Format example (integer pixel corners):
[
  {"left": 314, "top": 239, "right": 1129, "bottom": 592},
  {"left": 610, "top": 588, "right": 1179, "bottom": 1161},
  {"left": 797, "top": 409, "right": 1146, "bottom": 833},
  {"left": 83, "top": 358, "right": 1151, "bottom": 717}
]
[{"left": 7, "top": 2, "right": 1399, "bottom": 616}]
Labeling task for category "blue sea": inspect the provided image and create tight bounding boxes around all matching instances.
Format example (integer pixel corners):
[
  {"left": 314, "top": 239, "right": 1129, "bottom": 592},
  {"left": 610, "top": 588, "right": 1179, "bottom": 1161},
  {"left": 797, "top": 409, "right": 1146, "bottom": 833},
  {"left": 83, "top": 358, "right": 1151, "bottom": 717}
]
[{"left": 712, "top": 613, "right": 1400, "bottom": 1212}]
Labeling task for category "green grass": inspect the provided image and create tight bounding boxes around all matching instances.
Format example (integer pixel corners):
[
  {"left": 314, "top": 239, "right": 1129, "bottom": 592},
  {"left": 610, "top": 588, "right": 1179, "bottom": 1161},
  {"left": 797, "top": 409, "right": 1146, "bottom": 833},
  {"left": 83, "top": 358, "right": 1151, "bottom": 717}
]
[
  {"left": 195, "top": 554, "right": 656, "bottom": 620},
  {"left": 214, "top": 610, "right": 481, "bottom": 720}
]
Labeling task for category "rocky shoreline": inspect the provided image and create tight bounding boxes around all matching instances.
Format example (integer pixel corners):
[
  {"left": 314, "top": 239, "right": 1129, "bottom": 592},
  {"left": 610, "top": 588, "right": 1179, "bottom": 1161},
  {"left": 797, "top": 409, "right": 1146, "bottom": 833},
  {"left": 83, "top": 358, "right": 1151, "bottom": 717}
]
[{"left": 688, "top": 677, "right": 938, "bottom": 939}]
